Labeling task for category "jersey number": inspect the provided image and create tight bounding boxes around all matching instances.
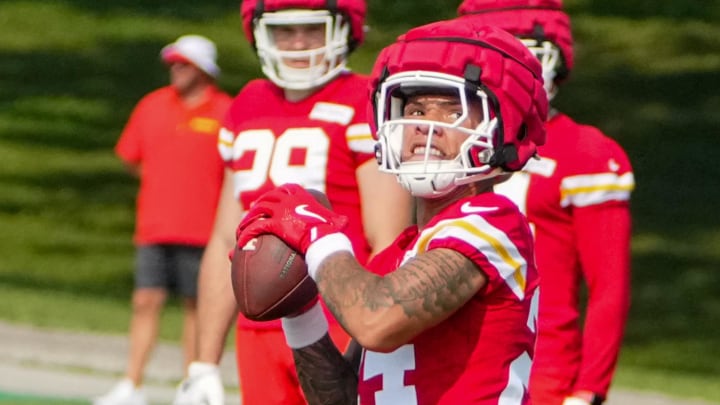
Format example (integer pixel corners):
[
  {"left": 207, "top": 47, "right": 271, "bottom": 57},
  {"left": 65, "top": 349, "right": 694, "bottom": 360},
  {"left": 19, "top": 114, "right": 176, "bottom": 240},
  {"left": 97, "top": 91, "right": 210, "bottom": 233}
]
[
  {"left": 362, "top": 291, "right": 539, "bottom": 405},
  {"left": 362, "top": 345, "right": 418, "bottom": 405},
  {"left": 231, "top": 128, "right": 330, "bottom": 193},
  {"left": 499, "top": 288, "right": 539, "bottom": 404}
]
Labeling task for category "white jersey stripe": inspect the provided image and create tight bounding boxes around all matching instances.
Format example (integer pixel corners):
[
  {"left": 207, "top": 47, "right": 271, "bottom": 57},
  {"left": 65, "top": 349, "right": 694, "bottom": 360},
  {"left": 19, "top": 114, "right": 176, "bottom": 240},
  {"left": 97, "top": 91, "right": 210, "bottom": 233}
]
[
  {"left": 412, "top": 216, "right": 528, "bottom": 300},
  {"left": 217, "top": 127, "right": 234, "bottom": 162},
  {"left": 310, "top": 101, "right": 355, "bottom": 125},
  {"left": 560, "top": 172, "right": 635, "bottom": 208},
  {"left": 346, "top": 123, "right": 375, "bottom": 154}
]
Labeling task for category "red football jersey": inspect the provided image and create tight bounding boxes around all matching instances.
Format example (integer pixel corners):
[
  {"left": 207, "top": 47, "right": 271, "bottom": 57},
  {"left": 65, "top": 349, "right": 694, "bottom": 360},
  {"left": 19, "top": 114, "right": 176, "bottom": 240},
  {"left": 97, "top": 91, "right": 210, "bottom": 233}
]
[
  {"left": 359, "top": 193, "right": 539, "bottom": 405},
  {"left": 218, "top": 72, "right": 376, "bottom": 329},
  {"left": 494, "top": 112, "right": 634, "bottom": 399}
]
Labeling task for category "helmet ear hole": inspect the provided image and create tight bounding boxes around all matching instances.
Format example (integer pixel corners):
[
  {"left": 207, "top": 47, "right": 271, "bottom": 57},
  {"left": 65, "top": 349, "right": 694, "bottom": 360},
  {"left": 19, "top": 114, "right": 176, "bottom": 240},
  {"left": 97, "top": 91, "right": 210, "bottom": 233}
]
[{"left": 367, "top": 22, "right": 547, "bottom": 197}]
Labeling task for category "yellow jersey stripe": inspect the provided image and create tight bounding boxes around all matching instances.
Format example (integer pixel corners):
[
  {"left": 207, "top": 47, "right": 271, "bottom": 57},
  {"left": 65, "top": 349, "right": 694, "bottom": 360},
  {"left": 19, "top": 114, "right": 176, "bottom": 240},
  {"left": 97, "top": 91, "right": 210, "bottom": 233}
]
[{"left": 411, "top": 216, "right": 527, "bottom": 299}]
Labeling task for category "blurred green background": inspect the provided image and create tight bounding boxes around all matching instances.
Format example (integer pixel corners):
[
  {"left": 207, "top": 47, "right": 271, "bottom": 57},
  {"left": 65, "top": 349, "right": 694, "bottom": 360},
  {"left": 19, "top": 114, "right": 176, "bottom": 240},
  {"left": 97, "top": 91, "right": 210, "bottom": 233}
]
[{"left": 1, "top": 0, "right": 719, "bottom": 402}]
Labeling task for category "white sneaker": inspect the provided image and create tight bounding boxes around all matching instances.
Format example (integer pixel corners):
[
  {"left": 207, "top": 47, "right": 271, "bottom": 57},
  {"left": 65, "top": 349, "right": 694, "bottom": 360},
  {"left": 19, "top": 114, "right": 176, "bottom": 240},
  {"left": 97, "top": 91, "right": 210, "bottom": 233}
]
[{"left": 93, "top": 378, "right": 148, "bottom": 405}]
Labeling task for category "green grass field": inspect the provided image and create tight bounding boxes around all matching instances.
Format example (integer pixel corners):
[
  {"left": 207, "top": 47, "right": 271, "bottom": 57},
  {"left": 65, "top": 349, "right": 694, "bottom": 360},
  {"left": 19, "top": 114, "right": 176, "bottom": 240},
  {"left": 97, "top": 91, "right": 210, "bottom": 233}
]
[{"left": 1, "top": 0, "right": 719, "bottom": 402}]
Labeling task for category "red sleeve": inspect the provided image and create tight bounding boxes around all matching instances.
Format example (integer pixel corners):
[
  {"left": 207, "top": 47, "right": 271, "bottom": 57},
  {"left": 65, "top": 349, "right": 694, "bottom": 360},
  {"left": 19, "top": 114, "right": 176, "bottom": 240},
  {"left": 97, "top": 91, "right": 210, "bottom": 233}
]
[
  {"left": 573, "top": 201, "right": 632, "bottom": 396},
  {"left": 114, "top": 98, "right": 147, "bottom": 164},
  {"left": 341, "top": 77, "right": 376, "bottom": 167}
]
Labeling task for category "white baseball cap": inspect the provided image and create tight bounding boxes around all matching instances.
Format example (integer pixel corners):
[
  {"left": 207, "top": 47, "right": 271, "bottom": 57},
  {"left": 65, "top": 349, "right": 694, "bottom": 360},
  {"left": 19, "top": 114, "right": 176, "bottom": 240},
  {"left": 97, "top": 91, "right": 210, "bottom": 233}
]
[{"left": 161, "top": 34, "right": 220, "bottom": 78}]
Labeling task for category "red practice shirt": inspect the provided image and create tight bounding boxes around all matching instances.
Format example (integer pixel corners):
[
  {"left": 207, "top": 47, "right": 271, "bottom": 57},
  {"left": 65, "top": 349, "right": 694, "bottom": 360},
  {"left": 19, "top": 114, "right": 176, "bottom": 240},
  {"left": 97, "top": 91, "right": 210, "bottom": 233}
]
[{"left": 116, "top": 85, "right": 232, "bottom": 246}]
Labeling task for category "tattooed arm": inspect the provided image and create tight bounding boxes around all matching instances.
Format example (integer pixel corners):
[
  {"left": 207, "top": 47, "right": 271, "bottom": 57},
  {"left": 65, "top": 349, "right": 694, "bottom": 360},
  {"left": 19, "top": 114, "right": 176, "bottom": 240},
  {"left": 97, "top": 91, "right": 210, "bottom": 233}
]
[
  {"left": 315, "top": 248, "right": 486, "bottom": 353},
  {"left": 292, "top": 334, "right": 358, "bottom": 405},
  {"left": 287, "top": 237, "right": 485, "bottom": 401}
]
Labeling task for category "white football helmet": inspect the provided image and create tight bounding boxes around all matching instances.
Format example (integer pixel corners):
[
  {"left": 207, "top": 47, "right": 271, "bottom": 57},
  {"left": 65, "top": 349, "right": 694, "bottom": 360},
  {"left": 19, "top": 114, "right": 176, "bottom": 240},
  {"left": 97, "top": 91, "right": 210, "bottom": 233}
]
[
  {"left": 520, "top": 36, "right": 563, "bottom": 100},
  {"left": 374, "top": 72, "right": 502, "bottom": 198},
  {"left": 369, "top": 22, "right": 547, "bottom": 199},
  {"left": 457, "top": 0, "right": 575, "bottom": 101},
  {"left": 241, "top": 0, "right": 367, "bottom": 90},
  {"left": 253, "top": 9, "right": 350, "bottom": 90}
]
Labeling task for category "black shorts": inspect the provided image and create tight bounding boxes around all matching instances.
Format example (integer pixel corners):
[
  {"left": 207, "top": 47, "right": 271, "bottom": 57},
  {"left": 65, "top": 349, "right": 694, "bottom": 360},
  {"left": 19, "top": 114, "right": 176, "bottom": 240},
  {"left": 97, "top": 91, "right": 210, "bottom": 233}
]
[{"left": 135, "top": 244, "right": 204, "bottom": 298}]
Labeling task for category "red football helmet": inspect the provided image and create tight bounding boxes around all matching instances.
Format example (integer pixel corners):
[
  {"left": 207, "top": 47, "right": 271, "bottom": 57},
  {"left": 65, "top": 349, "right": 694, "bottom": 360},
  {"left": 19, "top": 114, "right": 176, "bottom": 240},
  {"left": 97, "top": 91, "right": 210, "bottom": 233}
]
[
  {"left": 240, "top": 0, "right": 366, "bottom": 90},
  {"left": 458, "top": 0, "right": 573, "bottom": 99},
  {"left": 369, "top": 19, "right": 547, "bottom": 198}
]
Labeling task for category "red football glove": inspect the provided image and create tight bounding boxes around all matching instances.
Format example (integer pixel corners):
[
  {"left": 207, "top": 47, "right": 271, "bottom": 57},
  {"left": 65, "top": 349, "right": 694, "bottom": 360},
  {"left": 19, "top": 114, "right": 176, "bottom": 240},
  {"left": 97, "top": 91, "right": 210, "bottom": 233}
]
[{"left": 235, "top": 184, "right": 349, "bottom": 256}]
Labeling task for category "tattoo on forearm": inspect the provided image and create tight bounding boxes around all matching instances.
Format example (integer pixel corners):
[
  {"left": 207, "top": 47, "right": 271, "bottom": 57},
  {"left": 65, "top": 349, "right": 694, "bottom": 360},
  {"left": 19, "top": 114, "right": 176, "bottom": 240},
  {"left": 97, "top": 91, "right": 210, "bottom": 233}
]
[
  {"left": 318, "top": 249, "right": 482, "bottom": 325},
  {"left": 292, "top": 334, "right": 358, "bottom": 405}
]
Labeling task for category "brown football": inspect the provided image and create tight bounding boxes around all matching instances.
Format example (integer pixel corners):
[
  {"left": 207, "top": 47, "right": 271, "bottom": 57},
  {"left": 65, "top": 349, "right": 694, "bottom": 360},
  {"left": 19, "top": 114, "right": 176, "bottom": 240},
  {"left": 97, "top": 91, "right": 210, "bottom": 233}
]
[{"left": 231, "top": 188, "right": 331, "bottom": 321}]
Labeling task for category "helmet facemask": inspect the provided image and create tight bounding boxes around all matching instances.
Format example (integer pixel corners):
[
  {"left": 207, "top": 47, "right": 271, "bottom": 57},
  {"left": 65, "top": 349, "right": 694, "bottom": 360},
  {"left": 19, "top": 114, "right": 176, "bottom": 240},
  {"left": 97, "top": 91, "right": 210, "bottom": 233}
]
[
  {"left": 254, "top": 9, "right": 351, "bottom": 90},
  {"left": 374, "top": 71, "right": 503, "bottom": 198},
  {"left": 520, "top": 37, "right": 562, "bottom": 101}
]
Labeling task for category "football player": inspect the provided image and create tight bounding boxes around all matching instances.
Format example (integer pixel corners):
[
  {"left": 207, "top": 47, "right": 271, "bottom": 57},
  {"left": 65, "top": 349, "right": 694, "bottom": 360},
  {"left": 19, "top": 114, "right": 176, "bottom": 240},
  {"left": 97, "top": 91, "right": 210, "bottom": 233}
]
[
  {"left": 458, "top": 1, "right": 636, "bottom": 404},
  {"left": 172, "top": 0, "right": 413, "bottom": 404},
  {"left": 235, "top": 19, "right": 547, "bottom": 404}
]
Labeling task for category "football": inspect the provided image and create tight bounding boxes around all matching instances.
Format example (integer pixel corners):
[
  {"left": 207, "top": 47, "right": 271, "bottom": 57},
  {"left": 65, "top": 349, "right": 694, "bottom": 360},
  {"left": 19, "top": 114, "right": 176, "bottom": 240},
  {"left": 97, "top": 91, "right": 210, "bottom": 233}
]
[{"left": 231, "top": 189, "right": 331, "bottom": 321}]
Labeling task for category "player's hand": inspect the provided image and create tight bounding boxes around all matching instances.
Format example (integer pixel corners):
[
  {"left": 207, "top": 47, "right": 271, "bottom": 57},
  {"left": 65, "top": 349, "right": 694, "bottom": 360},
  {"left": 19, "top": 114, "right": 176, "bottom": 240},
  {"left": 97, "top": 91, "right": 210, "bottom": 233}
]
[
  {"left": 236, "top": 183, "right": 349, "bottom": 255},
  {"left": 172, "top": 362, "right": 224, "bottom": 405}
]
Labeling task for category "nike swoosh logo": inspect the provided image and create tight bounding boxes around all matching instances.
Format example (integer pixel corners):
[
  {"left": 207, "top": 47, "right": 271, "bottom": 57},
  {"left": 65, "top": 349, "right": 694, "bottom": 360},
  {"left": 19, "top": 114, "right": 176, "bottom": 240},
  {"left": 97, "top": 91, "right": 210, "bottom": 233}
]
[
  {"left": 460, "top": 202, "right": 499, "bottom": 214},
  {"left": 608, "top": 158, "right": 620, "bottom": 172},
  {"left": 295, "top": 204, "right": 328, "bottom": 223},
  {"left": 241, "top": 238, "right": 257, "bottom": 251}
]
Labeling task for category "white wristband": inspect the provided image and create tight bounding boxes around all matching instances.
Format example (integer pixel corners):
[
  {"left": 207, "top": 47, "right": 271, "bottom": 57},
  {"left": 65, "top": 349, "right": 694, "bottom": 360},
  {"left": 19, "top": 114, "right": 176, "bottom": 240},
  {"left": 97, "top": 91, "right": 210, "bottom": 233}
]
[
  {"left": 281, "top": 302, "right": 329, "bottom": 348},
  {"left": 305, "top": 233, "right": 354, "bottom": 280}
]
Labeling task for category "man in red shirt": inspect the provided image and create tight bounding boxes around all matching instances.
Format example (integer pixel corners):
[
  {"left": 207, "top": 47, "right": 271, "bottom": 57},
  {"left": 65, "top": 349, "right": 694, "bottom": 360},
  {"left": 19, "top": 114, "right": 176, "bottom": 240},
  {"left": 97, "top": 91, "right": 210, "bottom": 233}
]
[
  {"left": 234, "top": 19, "right": 548, "bottom": 405},
  {"left": 172, "top": 1, "right": 413, "bottom": 405},
  {"left": 458, "top": 2, "right": 636, "bottom": 404},
  {"left": 94, "top": 35, "right": 232, "bottom": 405}
]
